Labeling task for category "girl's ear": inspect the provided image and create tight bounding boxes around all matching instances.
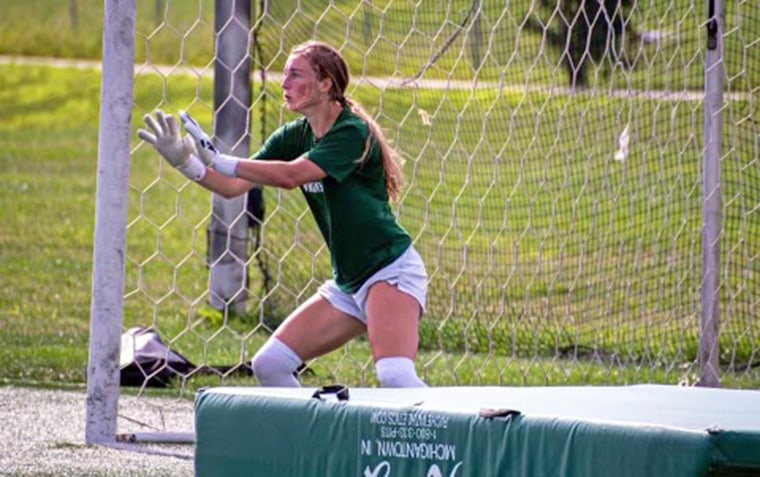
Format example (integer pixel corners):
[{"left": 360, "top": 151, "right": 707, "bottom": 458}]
[{"left": 318, "top": 77, "right": 334, "bottom": 95}]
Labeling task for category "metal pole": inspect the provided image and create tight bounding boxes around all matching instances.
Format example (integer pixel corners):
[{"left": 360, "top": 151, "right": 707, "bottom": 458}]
[
  {"left": 469, "top": 0, "right": 483, "bottom": 71},
  {"left": 86, "top": 0, "right": 136, "bottom": 444},
  {"left": 208, "top": 0, "right": 252, "bottom": 315},
  {"left": 699, "top": 0, "right": 724, "bottom": 388}
]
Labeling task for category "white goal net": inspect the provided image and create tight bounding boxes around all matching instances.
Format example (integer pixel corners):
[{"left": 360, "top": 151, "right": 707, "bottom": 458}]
[{"left": 87, "top": 0, "right": 758, "bottom": 442}]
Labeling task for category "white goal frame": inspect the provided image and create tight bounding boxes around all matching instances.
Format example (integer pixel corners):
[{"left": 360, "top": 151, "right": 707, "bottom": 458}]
[{"left": 86, "top": 0, "right": 136, "bottom": 444}]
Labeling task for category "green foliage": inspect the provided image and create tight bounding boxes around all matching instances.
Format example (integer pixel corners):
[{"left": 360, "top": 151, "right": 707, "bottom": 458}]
[{"left": 527, "top": 0, "right": 639, "bottom": 88}]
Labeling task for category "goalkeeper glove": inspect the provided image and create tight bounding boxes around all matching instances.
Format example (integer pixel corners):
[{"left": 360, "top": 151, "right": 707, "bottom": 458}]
[
  {"left": 179, "top": 111, "right": 217, "bottom": 166},
  {"left": 138, "top": 110, "right": 207, "bottom": 181},
  {"left": 179, "top": 110, "right": 240, "bottom": 178}
]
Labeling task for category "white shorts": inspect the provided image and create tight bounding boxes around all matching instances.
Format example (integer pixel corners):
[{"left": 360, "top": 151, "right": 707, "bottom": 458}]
[{"left": 317, "top": 245, "right": 427, "bottom": 324}]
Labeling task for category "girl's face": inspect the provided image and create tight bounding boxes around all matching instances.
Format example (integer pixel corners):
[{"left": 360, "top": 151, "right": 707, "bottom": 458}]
[{"left": 282, "top": 54, "right": 331, "bottom": 113}]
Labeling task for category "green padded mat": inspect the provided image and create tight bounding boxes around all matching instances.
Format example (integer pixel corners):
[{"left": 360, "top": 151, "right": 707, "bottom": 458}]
[{"left": 195, "top": 385, "right": 760, "bottom": 476}]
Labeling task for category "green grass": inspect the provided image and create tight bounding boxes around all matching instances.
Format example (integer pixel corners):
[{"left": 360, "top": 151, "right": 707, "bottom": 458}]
[
  {"left": 0, "top": 0, "right": 758, "bottom": 390},
  {"left": 0, "top": 0, "right": 757, "bottom": 90},
  {"left": 1, "top": 63, "right": 758, "bottom": 391}
]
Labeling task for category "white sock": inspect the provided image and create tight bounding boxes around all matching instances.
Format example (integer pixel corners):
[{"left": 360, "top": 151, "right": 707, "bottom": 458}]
[
  {"left": 251, "top": 337, "right": 302, "bottom": 387},
  {"left": 375, "top": 357, "right": 427, "bottom": 388}
]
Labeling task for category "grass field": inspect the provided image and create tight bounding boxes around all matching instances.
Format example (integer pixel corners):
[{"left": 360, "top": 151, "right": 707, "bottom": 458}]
[
  {"left": 1, "top": 1, "right": 758, "bottom": 393},
  {"left": 1, "top": 0, "right": 757, "bottom": 90},
  {"left": 1, "top": 60, "right": 758, "bottom": 391}
]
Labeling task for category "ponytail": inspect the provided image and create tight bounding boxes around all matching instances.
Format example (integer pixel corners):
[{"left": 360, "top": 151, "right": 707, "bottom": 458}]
[{"left": 344, "top": 98, "right": 405, "bottom": 202}]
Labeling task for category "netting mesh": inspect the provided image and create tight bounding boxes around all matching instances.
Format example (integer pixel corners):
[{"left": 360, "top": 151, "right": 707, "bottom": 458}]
[{"left": 127, "top": 0, "right": 758, "bottom": 389}]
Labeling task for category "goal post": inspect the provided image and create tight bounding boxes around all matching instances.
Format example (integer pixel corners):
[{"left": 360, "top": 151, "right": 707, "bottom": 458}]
[
  {"left": 700, "top": 0, "right": 725, "bottom": 388},
  {"left": 86, "top": 0, "right": 136, "bottom": 445},
  {"left": 207, "top": 0, "right": 252, "bottom": 315}
]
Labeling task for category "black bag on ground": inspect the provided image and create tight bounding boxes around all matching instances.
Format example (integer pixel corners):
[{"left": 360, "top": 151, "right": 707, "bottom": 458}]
[{"left": 120, "top": 327, "right": 198, "bottom": 388}]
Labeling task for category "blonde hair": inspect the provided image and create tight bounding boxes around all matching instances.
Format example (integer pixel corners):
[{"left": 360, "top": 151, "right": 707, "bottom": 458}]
[{"left": 290, "top": 40, "right": 405, "bottom": 202}]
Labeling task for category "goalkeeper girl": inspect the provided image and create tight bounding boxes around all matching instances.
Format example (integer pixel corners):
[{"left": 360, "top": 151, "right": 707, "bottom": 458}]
[{"left": 138, "top": 40, "right": 427, "bottom": 387}]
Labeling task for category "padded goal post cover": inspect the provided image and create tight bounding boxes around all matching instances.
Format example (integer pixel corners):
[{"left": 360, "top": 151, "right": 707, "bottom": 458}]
[{"left": 194, "top": 385, "right": 760, "bottom": 477}]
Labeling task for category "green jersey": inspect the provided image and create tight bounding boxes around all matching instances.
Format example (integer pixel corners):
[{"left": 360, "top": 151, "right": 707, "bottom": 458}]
[{"left": 253, "top": 107, "right": 411, "bottom": 293}]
